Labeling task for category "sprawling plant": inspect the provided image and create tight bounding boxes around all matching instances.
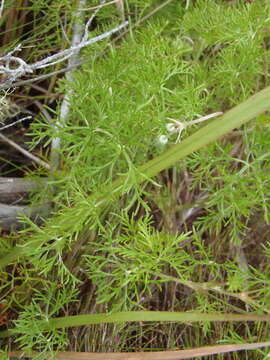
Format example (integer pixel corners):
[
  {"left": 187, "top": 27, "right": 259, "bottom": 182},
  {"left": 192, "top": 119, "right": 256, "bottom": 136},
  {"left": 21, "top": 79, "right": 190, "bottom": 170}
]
[{"left": 0, "top": 0, "right": 270, "bottom": 358}]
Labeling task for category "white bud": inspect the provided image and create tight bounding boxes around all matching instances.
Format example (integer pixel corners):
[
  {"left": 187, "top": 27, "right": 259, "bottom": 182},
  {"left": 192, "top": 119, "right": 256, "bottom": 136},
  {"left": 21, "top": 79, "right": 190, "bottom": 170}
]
[
  {"left": 157, "top": 135, "right": 168, "bottom": 145},
  {"left": 166, "top": 123, "right": 176, "bottom": 133}
]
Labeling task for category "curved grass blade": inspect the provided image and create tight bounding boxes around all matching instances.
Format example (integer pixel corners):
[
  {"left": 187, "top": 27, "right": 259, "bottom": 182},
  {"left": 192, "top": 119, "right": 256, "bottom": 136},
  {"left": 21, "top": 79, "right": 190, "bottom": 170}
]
[{"left": 8, "top": 341, "right": 270, "bottom": 359}]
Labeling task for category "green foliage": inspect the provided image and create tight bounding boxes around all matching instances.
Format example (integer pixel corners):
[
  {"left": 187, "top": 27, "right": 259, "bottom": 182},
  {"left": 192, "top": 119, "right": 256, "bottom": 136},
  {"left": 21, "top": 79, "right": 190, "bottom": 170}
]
[
  {"left": 1, "top": 0, "right": 270, "bottom": 356},
  {"left": 180, "top": 0, "right": 270, "bottom": 103},
  {"left": 188, "top": 118, "right": 270, "bottom": 244},
  {"left": 85, "top": 214, "right": 192, "bottom": 310},
  {"left": 11, "top": 284, "right": 78, "bottom": 358}
]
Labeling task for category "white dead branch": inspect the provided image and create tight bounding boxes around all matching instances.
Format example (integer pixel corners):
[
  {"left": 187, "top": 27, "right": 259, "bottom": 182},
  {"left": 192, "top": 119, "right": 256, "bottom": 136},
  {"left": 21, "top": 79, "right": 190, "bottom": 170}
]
[
  {"left": 51, "top": 0, "right": 108, "bottom": 169},
  {"left": 0, "top": 0, "right": 4, "bottom": 18},
  {"left": 0, "top": 131, "right": 51, "bottom": 170},
  {"left": 0, "top": 1, "right": 177, "bottom": 90},
  {"left": 0, "top": 115, "right": 31, "bottom": 131},
  {"left": 0, "top": 19, "right": 128, "bottom": 85}
]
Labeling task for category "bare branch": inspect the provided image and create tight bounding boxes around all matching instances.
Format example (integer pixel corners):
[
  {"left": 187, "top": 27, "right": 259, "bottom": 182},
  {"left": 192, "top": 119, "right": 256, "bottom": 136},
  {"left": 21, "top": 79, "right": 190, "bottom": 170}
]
[
  {"left": 115, "top": 0, "right": 125, "bottom": 22},
  {"left": 51, "top": 0, "right": 87, "bottom": 170},
  {"left": 0, "top": 132, "right": 51, "bottom": 170},
  {"left": 0, "top": 20, "right": 128, "bottom": 85},
  {"left": 0, "top": 0, "right": 174, "bottom": 90},
  {"left": 0, "top": 0, "right": 4, "bottom": 18},
  {"left": 0, "top": 202, "right": 51, "bottom": 230},
  {"left": 0, "top": 115, "right": 31, "bottom": 131},
  {"left": 79, "top": 0, "right": 120, "bottom": 11},
  {"left": 82, "top": 0, "right": 106, "bottom": 43},
  {"left": 0, "top": 177, "right": 48, "bottom": 203},
  {"left": 34, "top": 100, "right": 53, "bottom": 123},
  {"left": 166, "top": 112, "right": 223, "bottom": 143}
]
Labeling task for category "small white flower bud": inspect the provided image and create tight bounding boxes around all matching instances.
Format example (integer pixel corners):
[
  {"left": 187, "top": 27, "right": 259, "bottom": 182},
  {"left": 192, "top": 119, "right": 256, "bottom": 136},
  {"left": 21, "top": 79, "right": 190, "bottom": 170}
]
[
  {"left": 166, "top": 123, "right": 176, "bottom": 133},
  {"left": 157, "top": 135, "right": 168, "bottom": 145}
]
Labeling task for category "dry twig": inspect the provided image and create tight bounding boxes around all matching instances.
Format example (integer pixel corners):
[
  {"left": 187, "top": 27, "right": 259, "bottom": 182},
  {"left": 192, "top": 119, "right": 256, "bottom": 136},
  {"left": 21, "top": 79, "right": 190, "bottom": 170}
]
[
  {"left": 0, "top": 19, "right": 128, "bottom": 85},
  {"left": 0, "top": 202, "right": 51, "bottom": 230},
  {"left": 0, "top": 115, "right": 31, "bottom": 131},
  {"left": 0, "top": 176, "right": 47, "bottom": 203},
  {"left": 0, "top": 131, "right": 51, "bottom": 170},
  {"left": 0, "top": 0, "right": 4, "bottom": 18},
  {"left": 8, "top": 341, "right": 270, "bottom": 360},
  {"left": 0, "top": 0, "right": 174, "bottom": 90},
  {"left": 50, "top": 0, "right": 108, "bottom": 169},
  {"left": 50, "top": 0, "right": 88, "bottom": 169}
]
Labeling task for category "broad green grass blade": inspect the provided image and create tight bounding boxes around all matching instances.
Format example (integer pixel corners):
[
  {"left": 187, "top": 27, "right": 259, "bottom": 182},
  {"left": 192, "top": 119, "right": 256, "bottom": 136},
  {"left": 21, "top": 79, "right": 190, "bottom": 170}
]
[
  {"left": 37, "top": 311, "right": 270, "bottom": 330},
  {"left": 1, "top": 311, "right": 270, "bottom": 339}
]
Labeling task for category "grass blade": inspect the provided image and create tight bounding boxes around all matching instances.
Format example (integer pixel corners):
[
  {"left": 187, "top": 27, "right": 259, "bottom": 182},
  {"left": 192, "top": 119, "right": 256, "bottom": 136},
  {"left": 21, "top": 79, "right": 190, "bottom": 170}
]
[
  {"left": 8, "top": 341, "right": 270, "bottom": 359},
  {"left": 1, "top": 311, "right": 270, "bottom": 340}
]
